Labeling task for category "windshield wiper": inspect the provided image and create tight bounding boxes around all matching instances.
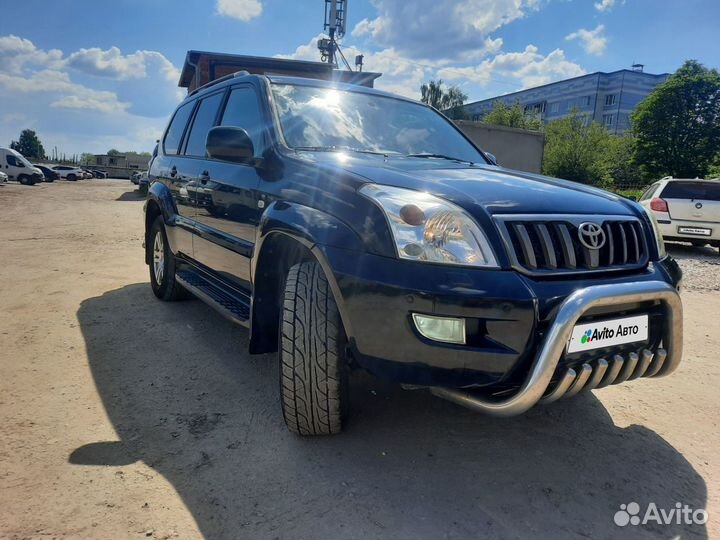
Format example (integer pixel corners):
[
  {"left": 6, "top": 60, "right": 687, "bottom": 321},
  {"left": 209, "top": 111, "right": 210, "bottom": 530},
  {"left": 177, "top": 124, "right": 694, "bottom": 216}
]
[
  {"left": 406, "top": 153, "right": 475, "bottom": 165},
  {"left": 293, "top": 145, "right": 396, "bottom": 156}
]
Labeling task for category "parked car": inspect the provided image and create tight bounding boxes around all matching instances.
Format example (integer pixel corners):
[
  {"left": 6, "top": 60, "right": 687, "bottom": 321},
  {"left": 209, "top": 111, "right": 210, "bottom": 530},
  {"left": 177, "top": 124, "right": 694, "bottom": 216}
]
[
  {"left": 131, "top": 170, "right": 146, "bottom": 184},
  {"left": 90, "top": 168, "right": 108, "bottom": 179},
  {"left": 0, "top": 171, "right": 7, "bottom": 182},
  {"left": 639, "top": 177, "right": 720, "bottom": 254},
  {"left": 52, "top": 165, "right": 84, "bottom": 181},
  {"left": 138, "top": 172, "right": 150, "bottom": 194},
  {"left": 144, "top": 73, "right": 683, "bottom": 436},
  {"left": 34, "top": 164, "right": 59, "bottom": 182},
  {"left": 0, "top": 147, "right": 44, "bottom": 184}
]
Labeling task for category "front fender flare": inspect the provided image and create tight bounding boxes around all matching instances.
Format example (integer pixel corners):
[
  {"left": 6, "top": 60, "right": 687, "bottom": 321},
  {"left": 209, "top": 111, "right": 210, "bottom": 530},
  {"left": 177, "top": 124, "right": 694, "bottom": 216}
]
[{"left": 251, "top": 201, "right": 364, "bottom": 345}]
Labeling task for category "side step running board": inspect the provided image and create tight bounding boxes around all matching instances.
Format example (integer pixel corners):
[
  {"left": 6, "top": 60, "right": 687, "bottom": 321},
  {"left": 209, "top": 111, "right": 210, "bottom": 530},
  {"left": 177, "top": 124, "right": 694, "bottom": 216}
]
[{"left": 175, "top": 268, "right": 251, "bottom": 327}]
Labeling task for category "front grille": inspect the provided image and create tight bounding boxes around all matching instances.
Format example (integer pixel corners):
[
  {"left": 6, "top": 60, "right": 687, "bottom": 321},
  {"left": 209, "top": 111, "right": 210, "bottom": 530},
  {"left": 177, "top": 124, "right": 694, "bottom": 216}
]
[{"left": 496, "top": 215, "right": 648, "bottom": 274}]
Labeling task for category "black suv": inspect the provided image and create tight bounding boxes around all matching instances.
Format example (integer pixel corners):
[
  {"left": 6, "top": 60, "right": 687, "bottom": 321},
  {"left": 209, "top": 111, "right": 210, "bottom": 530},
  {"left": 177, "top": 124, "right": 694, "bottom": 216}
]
[{"left": 145, "top": 72, "right": 683, "bottom": 435}]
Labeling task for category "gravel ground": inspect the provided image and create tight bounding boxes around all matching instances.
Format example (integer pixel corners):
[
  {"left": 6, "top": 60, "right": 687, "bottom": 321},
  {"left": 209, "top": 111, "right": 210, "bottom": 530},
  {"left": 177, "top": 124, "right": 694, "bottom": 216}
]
[
  {"left": 0, "top": 180, "right": 718, "bottom": 540},
  {"left": 667, "top": 243, "right": 720, "bottom": 291}
]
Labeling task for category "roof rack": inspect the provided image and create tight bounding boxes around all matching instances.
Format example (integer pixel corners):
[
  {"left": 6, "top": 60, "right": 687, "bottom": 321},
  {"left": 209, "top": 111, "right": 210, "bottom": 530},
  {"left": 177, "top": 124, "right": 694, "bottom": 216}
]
[{"left": 188, "top": 70, "right": 250, "bottom": 97}]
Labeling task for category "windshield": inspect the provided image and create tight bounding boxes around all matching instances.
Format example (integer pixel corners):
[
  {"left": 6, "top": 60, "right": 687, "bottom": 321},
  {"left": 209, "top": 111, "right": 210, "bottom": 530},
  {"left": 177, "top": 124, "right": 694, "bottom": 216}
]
[{"left": 271, "top": 83, "right": 487, "bottom": 163}]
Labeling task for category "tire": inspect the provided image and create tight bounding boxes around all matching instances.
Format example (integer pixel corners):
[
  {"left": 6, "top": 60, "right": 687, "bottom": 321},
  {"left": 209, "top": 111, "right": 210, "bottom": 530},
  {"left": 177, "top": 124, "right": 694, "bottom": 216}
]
[
  {"left": 148, "top": 217, "right": 188, "bottom": 301},
  {"left": 18, "top": 175, "right": 29, "bottom": 185},
  {"left": 280, "top": 261, "right": 348, "bottom": 436},
  {"left": 67, "top": 174, "right": 77, "bottom": 181}
]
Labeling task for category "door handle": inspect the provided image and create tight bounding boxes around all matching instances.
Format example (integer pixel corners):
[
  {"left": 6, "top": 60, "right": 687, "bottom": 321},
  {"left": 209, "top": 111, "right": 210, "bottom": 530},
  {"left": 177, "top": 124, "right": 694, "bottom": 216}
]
[
  {"left": 200, "top": 170, "right": 209, "bottom": 184},
  {"left": 170, "top": 166, "right": 177, "bottom": 178}
]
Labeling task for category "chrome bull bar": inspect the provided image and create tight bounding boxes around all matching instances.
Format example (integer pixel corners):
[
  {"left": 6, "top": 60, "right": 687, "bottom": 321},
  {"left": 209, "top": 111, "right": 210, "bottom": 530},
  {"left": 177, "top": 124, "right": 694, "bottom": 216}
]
[{"left": 431, "top": 280, "right": 682, "bottom": 417}]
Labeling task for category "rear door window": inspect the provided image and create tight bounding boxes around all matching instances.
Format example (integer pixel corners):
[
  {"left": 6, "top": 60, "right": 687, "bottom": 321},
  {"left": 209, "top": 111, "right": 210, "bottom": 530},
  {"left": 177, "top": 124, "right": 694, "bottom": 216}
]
[
  {"left": 661, "top": 182, "right": 720, "bottom": 201},
  {"left": 163, "top": 101, "right": 195, "bottom": 156},
  {"left": 184, "top": 92, "right": 224, "bottom": 157}
]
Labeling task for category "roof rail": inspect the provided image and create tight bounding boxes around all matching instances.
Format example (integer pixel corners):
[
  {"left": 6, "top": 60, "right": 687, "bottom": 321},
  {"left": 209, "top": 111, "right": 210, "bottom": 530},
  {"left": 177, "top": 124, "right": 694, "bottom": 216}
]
[{"left": 188, "top": 70, "right": 250, "bottom": 97}]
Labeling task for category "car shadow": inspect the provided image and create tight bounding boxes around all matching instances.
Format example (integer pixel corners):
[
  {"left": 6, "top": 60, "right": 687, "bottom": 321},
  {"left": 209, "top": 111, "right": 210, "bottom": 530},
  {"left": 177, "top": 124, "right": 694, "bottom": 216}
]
[
  {"left": 73, "top": 283, "right": 708, "bottom": 540},
  {"left": 116, "top": 189, "right": 146, "bottom": 201}
]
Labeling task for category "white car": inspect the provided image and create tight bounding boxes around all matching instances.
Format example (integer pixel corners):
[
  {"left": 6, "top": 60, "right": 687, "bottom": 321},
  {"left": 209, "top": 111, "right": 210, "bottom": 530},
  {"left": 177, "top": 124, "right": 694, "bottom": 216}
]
[
  {"left": 0, "top": 171, "right": 7, "bottom": 182},
  {"left": 0, "top": 147, "right": 44, "bottom": 184},
  {"left": 639, "top": 177, "right": 720, "bottom": 253},
  {"left": 52, "top": 165, "right": 84, "bottom": 181}
]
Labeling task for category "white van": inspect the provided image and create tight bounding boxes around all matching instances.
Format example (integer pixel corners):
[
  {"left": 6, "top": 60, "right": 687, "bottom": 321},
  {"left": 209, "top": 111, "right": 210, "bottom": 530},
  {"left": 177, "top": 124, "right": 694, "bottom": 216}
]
[{"left": 0, "top": 147, "right": 44, "bottom": 185}]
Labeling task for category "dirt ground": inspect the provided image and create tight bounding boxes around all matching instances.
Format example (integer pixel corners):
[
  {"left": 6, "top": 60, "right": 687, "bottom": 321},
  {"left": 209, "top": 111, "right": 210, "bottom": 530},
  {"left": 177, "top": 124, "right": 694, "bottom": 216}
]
[{"left": 1, "top": 179, "right": 718, "bottom": 540}]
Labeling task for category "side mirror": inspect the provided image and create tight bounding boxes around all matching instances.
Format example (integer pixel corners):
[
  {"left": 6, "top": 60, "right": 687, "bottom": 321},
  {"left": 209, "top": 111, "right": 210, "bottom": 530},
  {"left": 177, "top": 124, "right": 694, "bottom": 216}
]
[
  {"left": 485, "top": 152, "right": 497, "bottom": 165},
  {"left": 206, "top": 126, "right": 254, "bottom": 163}
]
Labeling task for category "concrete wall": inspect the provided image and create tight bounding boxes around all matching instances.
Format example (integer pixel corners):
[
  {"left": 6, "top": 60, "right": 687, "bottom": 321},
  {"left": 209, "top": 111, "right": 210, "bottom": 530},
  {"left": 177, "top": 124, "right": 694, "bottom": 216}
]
[{"left": 455, "top": 121, "right": 545, "bottom": 174}]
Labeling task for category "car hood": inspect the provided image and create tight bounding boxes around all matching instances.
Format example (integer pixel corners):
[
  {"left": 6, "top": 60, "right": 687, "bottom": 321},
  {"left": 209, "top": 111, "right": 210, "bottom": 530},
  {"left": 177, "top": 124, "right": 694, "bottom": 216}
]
[{"left": 308, "top": 153, "right": 637, "bottom": 217}]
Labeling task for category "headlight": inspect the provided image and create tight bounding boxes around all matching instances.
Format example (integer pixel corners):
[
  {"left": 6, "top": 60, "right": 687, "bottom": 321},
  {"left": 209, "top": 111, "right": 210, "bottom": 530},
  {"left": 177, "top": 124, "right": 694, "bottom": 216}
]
[
  {"left": 359, "top": 184, "right": 498, "bottom": 267},
  {"left": 639, "top": 204, "right": 666, "bottom": 258}
]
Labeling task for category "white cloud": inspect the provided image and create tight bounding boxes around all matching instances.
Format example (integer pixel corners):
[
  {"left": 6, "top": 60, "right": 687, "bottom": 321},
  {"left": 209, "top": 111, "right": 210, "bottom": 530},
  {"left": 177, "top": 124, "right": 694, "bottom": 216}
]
[
  {"left": 565, "top": 24, "right": 607, "bottom": 56},
  {"left": 594, "top": 0, "right": 621, "bottom": 12},
  {"left": 280, "top": 35, "right": 585, "bottom": 100},
  {"left": 0, "top": 34, "right": 63, "bottom": 73},
  {"left": 0, "top": 35, "right": 183, "bottom": 155},
  {"left": 216, "top": 0, "right": 262, "bottom": 21},
  {"left": 0, "top": 70, "right": 130, "bottom": 113},
  {"left": 438, "top": 45, "right": 586, "bottom": 90},
  {"left": 351, "top": 0, "right": 539, "bottom": 59}
]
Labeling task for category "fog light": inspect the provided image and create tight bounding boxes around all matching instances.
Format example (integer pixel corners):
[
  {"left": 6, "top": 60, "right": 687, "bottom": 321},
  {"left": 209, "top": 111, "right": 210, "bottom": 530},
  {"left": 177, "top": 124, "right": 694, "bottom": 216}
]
[{"left": 412, "top": 313, "right": 466, "bottom": 344}]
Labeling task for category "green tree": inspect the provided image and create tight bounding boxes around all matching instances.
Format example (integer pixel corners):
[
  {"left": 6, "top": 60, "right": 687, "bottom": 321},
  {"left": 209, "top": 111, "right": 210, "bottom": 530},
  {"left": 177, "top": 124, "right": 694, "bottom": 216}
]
[
  {"left": 107, "top": 148, "right": 122, "bottom": 156},
  {"left": 542, "top": 110, "right": 613, "bottom": 186},
  {"left": 482, "top": 101, "right": 542, "bottom": 130},
  {"left": 420, "top": 79, "right": 468, "bottom": 119},
  {"left": 707, "top": 154, "right": 720, "bottom": 178},
  {"left": 80, "top": 153, "right": 96, "bottom": 165},
  {"left": 602, "top": 133, "right": 643, "bottom": 186},
  {"left": 9, "top": 129, "right": 46, "bottom": 160},
  {"left": 632, "top": 60, "right": 720, "bottom": 178}
]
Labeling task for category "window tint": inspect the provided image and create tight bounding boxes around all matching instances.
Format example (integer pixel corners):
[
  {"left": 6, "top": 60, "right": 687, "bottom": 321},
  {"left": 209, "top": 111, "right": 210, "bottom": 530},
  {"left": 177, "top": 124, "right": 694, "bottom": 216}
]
[
  {"left": 6, "top": 155, "right": 23, "bottom": 167},
  {"left": 184, "top": 92, "right": 224, "bottom": 157},
  {"left": 661, "top": 181, "right": 720, "bottom": 201},
  {"left": 164, "top": 101, "right": 194, "bottom": 155},
  {"left": 639, "top": 183, "right": 659, "bottom": 201},
  {"left": 220, "top": 87, "right": 264, "bottom": 156}
]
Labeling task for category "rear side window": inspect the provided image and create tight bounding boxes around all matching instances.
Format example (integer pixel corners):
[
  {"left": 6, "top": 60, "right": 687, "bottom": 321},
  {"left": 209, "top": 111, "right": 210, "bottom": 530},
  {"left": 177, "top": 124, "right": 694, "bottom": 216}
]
[
  {"left": 164, "top": 101, "right": 195, "bottom": 155},
  {"left": 660, "top": 181, "right": 720, "bottom": 201},
  {"left": 639, "top": 183, "right": 659, "bottom": 201},
  {"left": 220, "top": 87, "right": 264, "bottom": 156},
  {"left": 184, "top": 92, "right": 224, "bottom": 157}
]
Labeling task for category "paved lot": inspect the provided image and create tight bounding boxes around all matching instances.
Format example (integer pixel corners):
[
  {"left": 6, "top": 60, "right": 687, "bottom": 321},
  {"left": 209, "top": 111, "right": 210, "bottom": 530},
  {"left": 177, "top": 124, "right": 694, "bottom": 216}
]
[{"left": 1, "top": 179, "right": 718, "bottom": 540}]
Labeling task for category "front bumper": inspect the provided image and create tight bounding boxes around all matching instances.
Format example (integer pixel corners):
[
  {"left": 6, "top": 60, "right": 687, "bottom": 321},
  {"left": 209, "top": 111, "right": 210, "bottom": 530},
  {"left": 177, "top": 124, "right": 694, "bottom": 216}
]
[{"left": 321, "top": 245, "right": 682, "bottom": 414}]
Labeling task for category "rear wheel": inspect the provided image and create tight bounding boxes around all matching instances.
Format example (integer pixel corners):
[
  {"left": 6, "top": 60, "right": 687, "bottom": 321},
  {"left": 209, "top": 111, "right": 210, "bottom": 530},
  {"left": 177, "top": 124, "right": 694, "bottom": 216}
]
[
  {"left": 279, "top": 261, "right": 348, "bottom": 436},
  {"left": 148, "top": 217, "right": 188, "bottom": 301}
]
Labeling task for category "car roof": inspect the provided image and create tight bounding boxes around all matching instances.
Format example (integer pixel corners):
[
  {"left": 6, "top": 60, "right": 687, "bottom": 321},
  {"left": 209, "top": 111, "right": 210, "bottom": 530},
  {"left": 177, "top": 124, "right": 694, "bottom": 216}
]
[
  {"left": 266, "top": 75, "right": 419, "bottom": 103},
  {"left": 661, "top": 177, "right": 719, "bottom": 183},
  {"left": 184, "top": 71, "right": 421, "bottom": 107}
]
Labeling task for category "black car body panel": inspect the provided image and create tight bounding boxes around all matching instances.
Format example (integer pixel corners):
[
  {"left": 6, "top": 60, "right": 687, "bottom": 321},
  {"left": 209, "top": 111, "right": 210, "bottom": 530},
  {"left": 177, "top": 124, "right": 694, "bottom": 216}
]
[{"left": 144, "top": 73, "right": 682, "bottom": 409}]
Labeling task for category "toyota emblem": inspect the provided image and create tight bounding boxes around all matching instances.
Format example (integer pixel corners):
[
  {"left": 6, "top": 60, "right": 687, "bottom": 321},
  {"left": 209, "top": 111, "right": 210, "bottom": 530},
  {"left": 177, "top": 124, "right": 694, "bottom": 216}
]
[{"left": 578, "top": 222, "right": 606, "bottom": 250}]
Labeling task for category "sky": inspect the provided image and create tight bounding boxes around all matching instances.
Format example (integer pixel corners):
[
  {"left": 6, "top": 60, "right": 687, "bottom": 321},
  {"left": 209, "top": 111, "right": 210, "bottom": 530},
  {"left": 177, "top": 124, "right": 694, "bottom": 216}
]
[{"left": 1, "top": 0, "right": 718, "bottom": 157}]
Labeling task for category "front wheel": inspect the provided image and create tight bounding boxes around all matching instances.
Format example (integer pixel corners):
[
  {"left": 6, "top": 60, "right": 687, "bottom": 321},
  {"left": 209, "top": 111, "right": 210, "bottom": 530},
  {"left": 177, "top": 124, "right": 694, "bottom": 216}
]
[
  {"left": 148, "top": 217, "right": 188, "bottom": 301},
  {"left": 67, "top": 174, "right": 77, "bottom": 181},
  {"left": 279, "top": 261, "right": 348, "bottom": 436},
  {"left": 18, "top": 175, "right": 29, "bottom": 185}
]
